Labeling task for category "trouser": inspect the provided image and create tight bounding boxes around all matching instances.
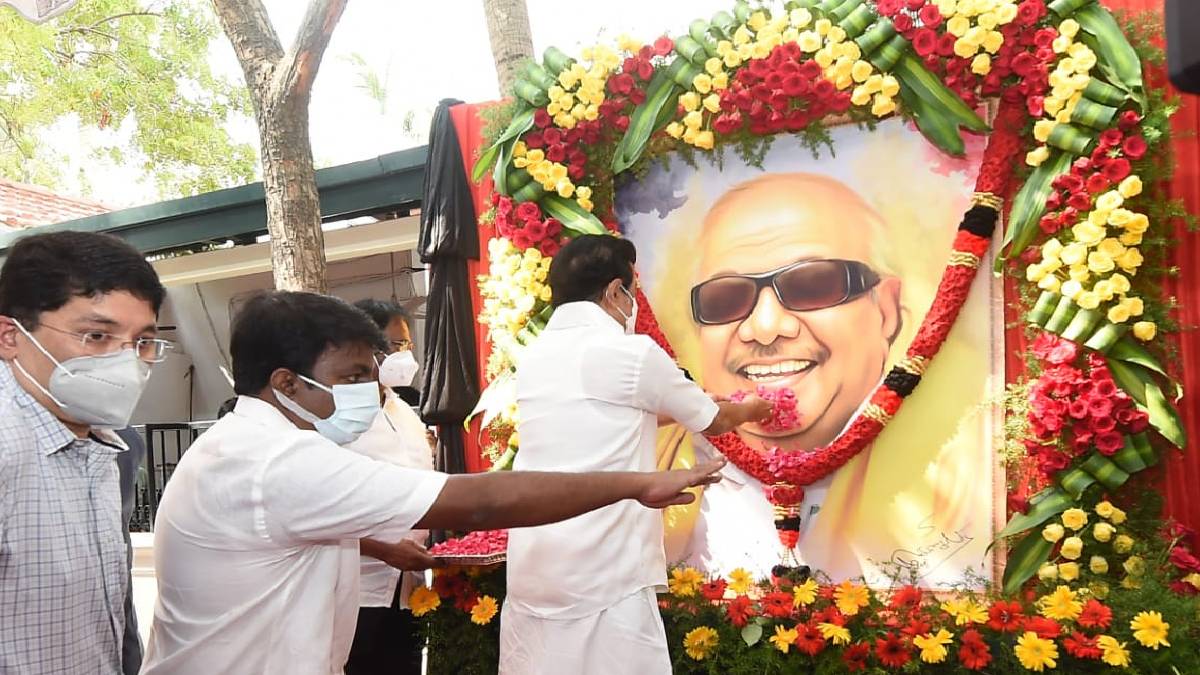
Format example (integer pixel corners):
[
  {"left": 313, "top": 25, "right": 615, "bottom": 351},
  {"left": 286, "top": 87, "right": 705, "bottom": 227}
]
[
  {"left": 498, "top": 587, "right": 671, "bottom": 675},
  {"left": 344, "top": 586, "right": 423, "bottom": 675}
]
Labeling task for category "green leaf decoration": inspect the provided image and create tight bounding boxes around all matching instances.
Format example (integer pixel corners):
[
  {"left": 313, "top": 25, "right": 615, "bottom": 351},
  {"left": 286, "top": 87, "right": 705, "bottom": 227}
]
[
  {"left": 611, "top": 62, "right": 685, "bottom": 173},
  {"left": 741, "top": 623, "right": 763, "bottom": 647},
  {"left": 472, "top": 106, "right": 534, "bottom": 183},
  {"left": 994, "top": 487, "right": 1074, "bottom": 543},
  {"left": 894, "top": 53, "right": 990, "bottom": 134},
  {"left": 1074, "top": 4, "right": 1144, "bottom": 96},
  {"left": 996, "top": 152, "right": 1073, "bottom": 271},
  {"left": 540, "top": 194, "right": 607, "bottom": 236},
  {"left": 1106, "top": 357, "right": 1187, "bottom": 448},
  {"left": 1002, "top": 530, "right": 1055, "bottom": 596}
]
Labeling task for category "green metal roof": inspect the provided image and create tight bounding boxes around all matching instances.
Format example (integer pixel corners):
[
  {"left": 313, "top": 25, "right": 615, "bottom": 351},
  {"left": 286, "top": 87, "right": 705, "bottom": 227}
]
[{"left": 0, "top": 146, "right": 428, "bottom": 257}]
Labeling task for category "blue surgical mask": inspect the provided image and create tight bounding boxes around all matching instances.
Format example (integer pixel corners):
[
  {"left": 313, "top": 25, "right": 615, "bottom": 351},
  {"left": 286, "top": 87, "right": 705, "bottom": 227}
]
[{"left": 274, "top": 374, "right": 380, "bottom": 445}]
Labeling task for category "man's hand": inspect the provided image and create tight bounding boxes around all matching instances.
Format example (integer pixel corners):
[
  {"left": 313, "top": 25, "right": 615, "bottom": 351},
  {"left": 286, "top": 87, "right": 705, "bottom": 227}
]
[
  {"left": 637, "top": 458, "right": 726, "bottom": 509},
  {"left": 360, "top": 538, "right": 437, "bottom": 571},
  {"left": 740, "top": 395, "right": 774, "bottom": 425}
]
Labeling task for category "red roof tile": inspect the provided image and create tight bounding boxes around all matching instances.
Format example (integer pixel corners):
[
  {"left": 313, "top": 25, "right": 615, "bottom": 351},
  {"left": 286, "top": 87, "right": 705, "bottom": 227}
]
[{"left": 0, "top": 178, "right": 110, "bottom": 231}]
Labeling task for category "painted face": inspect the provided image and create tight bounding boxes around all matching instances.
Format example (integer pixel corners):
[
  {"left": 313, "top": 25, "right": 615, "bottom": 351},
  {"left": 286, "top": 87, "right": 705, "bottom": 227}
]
[{"left": 694, "top": 174, "right": 901, "bottom": 451}]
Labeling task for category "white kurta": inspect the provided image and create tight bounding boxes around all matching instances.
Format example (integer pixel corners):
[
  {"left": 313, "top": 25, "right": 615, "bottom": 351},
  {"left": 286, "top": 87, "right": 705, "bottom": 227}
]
[
  {"left": 502, "top": 302, "right": 719, "bottom": 674},
  {"left": 142, "top": 396, "right": 447, "bottom": 675},
  {"left": 345, "top": 394, "right": 434, "bottom": 609}
]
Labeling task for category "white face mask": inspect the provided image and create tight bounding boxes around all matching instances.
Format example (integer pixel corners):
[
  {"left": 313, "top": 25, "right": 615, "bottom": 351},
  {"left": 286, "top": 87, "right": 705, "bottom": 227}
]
[
  {"left": 274, "top": 375, "right": 381, "bottom": 445},
  {"left": 379, "top": 350, "right": 419, "bottom": 388},
  {"left": 614, "top": 285, "right": 638, "bottom": 335},
  {"left": 11, "top": 322, "right": 151, "bottom": 429}
]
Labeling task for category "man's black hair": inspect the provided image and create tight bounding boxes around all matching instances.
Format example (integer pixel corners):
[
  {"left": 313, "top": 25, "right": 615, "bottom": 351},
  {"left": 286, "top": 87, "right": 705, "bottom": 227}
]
[
  {"left": 0, "top": 231, "right": 165, "bottom": 327},
  {"left": 547, "top": 235, "right": 636, "bottom": 307},
  {"left": 230, "top": 291, "right": 386, "bottom": 395},
  {"left": 353, "top": 298, "right": 410, "bottom": 331},
  {"left": 216, "top": 397, "right": 238, "bottom": 419}
]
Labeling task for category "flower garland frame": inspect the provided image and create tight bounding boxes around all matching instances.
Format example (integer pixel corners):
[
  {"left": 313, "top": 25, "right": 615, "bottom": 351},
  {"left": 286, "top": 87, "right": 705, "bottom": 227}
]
[{"left": 469, "top": 0, "right": 1187, "bottom": 596}]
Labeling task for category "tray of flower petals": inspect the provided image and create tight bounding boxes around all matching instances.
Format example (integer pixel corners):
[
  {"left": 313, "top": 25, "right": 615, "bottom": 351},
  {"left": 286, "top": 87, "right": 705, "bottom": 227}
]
[{"left": 430, "top": 529, "right": 508, "bottom": 567}]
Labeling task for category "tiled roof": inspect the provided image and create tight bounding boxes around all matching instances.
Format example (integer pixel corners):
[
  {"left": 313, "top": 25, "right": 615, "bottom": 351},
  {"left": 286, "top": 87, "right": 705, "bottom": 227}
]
[{"left": 0, "top": 178, "right": 110, "bottom": 231}]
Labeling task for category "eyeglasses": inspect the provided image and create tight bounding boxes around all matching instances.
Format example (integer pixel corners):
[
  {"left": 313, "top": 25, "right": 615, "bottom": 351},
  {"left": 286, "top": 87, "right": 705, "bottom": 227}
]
[
  {"left": 36, "top": 323, "right": 175, "bottom": 364},
  {"left": 690, "top": 259, "right": 881, "bottom": 326},
  {"left": 390, "top": 339, "right": 412, "bottom": 352}
]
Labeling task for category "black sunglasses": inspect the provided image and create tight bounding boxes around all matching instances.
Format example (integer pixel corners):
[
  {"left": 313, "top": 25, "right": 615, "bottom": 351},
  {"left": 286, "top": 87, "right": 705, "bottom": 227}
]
[{"left": 690, "top": 259, "right": 881, "bottom": 325}]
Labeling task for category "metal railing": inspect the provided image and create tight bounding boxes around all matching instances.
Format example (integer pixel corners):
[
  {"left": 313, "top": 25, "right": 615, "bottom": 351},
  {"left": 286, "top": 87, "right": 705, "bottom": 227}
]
[{"left": 129, "top": 421, "right": 216, "bottom": 532}]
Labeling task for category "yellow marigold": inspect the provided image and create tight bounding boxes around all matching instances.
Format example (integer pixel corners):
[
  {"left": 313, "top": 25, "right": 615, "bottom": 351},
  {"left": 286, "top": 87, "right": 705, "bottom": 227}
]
[
  {"left": 669, "top": 566, "right": 704, "bottom": 597},
  {"left": 1039, "top": 585, "right": 1082, "bottom": 622},
  {"left": 1132, "top": 321, "right": 1157, "bottom": 341},
  {"left": 834, "top": 581, "right": 871, "bottom": 616},
  {"left": 408, "top": 585, "right": 441, "bottom": 617},
  {"left": 1097, "top": 635, "right": 1130, "bottom": 667},
  {"left": 728, "top": 568, "right": 753, "bottom": 595},
  {"left": 1015, "top": 631, "right": 1059, "bottom": 672},
  {"left": 792, "top": 578, "right": 818, "bottom": 607},
  {"left": 913, "top": 629, "right": 953, "bottom": 664},
  {"left": 683, "top": 626, "right": 719, "bottom": 660},
  {"left": 818, "top": 622, "right": 851, "bottom": 645},
  {"left": 769, "top": 625, "right": 798, "bottom": 653},
  {"left": 471, "top": 595, "right": 499, "bottom": 625}
]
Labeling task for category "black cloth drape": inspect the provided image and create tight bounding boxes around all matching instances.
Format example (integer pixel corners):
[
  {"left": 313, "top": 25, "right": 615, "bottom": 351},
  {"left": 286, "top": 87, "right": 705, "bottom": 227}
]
[{"left": 418, "top": 98, "right": 479, "bottom": 478}]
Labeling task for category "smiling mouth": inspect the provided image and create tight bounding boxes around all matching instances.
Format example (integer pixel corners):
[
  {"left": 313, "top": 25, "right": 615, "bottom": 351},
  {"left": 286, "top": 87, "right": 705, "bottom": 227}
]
[{"left": 737, "top": 359, "right": 817, "bottom": 383}]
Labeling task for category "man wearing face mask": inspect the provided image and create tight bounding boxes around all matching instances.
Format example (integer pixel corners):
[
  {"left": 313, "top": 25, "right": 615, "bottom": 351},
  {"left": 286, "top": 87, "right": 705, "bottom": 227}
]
[
  {"left": 0, "top": 231, "right": 167, "bottom": 675},
  {"left": 500, "top": 235, "right": 773, "bottom": 675},
  {"left": 344, "top": 299, "right": 432, "bottom": 675},
  {"left": 142, "top": 290, "right": 728, "bottom": 675}
]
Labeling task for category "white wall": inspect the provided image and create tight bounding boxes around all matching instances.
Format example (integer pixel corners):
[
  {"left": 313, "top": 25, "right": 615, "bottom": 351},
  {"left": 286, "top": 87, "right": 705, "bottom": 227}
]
[{"left": 131, "top": 249, "right": 426, "bottom": 424}]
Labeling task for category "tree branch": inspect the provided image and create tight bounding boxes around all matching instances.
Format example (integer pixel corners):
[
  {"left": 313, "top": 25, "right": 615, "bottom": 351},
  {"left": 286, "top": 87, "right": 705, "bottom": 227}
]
[
  {"left": 210, "top": 0, "right": 285, "bottom": 99},
  {"left": 88, "top": 11, "right": 161, "bottom": 28},
  {"left": 271, "top": 0, "right": 348, "bottom": 105}
]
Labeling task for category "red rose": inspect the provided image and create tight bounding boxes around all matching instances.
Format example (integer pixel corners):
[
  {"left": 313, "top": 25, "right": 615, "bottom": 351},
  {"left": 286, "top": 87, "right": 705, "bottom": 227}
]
[
  {"left": 1123, "top": 134, "right": 1148, "bottom": 159},
  {"left": 533, "top": 109, "right": 551, "bottom": 128},
  {"left": 893, "top": 13, "right": 914, "bottom": 33},
  {"left": 919, "top": 5, "right": 943, "bottom": 27},
  {"left": 876, "top": 0, "right": 902, "bottom": 13},
  {"left": 615, "top": 115, "right": 630, "bottom": 131},
  {"left": 523, "top": 218, "right": 547, "bottom": 242},
  {"left": 1034, "top": 28, "right": 1057, "bottom": 49},
  {"left": 1016, "top": 0, "right": 1046, "bottom": 26},
  {"left": 652, "top": 36, "right": 674, "bottom": 56},
  {"left": 1087, "top": 395, "right": 1114, "bottom": 419},
  {"left": 1045, "top": 191, "right": 1063, "bottom": 211},
  {"left": 545, "top": 143, "right": 566, "bottom": 163},
  {"left": 912, "top": 28, "right": 938, "bottom": 57},
  {"left": 713, "top": 111, "right": 743, "bottom": 134},
  {"left": 1067, "top": 191, "right": 1092, "bottom": 211},
  {"left": 1086, "top": 172, "right": 1111, "bottom": 194},
  {"left": 536, "top": 238, "right": 560, "bottom": 257},
  {"left": 1007, "top": 494, "right": 1031, "bottom": 516},
  {"left": 1026, "top": 95, "right": 1045, "bottom": 117},
  {"left": 1095, "top": 431, "right": 1125, "bottom": 455},
  {"left": 1055, "top": 172, "right": 1085, "bottom": 192},
  {"left": 638, "top": 45, "right": 654, "bottom": 61},
  {"left": 1037, "top": 214, "right": 1060, "bottom": 234},
  {"left": 608, "top": 72, "right": 634, "bottom": 95},
  {"left": 905, "top": 0, "right": 924, "bottom": 9},
  {"left": 798, "top": 60, "right": 822, "bottom": 80},
  {"left": 813, "top": 79, "right": 836, "bottom": 98},
  {"left": 515, "top": 201, "right": 541, "bottom": 223},
  {"left": 1099, "top": 128, "right": 1125, "bottom": 149},
  {"left": 1171, "top": 580, "right": 1200, "bottom": 596},
  {"left": 937, "top": 32, "right": 958, "bottom": 57},
  {"left": 1169, "top": 546, "right": 1200, "bottom": 573},
  {"left": 629, "top": 87, "right": 647, "bottom": 105},
  {"left": 1118, "top": 109, "right": 1142, "bottom": 131}
]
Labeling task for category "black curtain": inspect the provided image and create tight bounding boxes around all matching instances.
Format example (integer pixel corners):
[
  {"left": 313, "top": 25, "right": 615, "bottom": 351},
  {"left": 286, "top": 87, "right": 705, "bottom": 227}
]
[{"left": 418, "top": 98, "right": 479, "bottom": 480}]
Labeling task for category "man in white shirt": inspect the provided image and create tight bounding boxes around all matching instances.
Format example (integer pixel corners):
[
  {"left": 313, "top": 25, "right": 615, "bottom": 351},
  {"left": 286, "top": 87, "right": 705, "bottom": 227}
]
[
  {"left": 142, "top": 290, "right": 725, "bottom": 675},
  {"left": 501, "top": 235, "right": 772, "bottom": 675},
  {"left": 345, "top": 299, "right": 433, "bottom": 675}
]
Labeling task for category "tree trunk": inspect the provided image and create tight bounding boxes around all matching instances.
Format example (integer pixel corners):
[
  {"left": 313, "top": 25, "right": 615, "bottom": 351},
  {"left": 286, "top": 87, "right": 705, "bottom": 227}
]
[
  {"left": 481, "top": 0, "right": 534, "bottom": 97},
  {"left": 211, "top": 0, "right": 348, "bottom": 293}
]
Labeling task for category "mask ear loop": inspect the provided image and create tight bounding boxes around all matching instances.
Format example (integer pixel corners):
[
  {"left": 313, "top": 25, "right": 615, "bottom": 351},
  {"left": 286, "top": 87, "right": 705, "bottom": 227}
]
[{"left": 8, "top": 321, "right": 71, "bottom": 408}]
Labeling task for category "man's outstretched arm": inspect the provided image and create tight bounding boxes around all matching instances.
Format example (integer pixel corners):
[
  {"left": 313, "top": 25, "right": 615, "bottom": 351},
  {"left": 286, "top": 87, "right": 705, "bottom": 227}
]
[{"left": 413, "top": 459, "right": 726, "bottom": 531}]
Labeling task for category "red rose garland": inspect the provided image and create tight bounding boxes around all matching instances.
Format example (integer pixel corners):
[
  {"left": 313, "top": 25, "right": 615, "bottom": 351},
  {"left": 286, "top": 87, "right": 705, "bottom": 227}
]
[{"left": 635, "top": 97, "right": 1029, "bottom": 552}]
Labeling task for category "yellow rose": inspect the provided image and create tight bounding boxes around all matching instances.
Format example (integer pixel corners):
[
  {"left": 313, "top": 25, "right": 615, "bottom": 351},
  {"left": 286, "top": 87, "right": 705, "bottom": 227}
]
[
  {"left": 1073, "top": 221, "right": 1106, "bottom": 246},
  {"left": 712, "top": 72, "right": 729, "bottom": 90},
  {"left": 702, "top": 93, "right": 721, "bottom": 114},
  {"left": 665, "top": 122, "right": 684, "bottom": 139},
  {"left": 1068, "top": 265, "right": 1089, "bottom": 283},
  {"left": 871, "top": 93, "right": 897, "bottom": 117},
  {"left": 683, "top": 110, "right": 704, "bottom": 130},
  {"left": 1107, "top": 208, "right": 1133, "bottom": 227},
  {"left": 1087, "top": 251, "right": 1115, "bottom": 274},
  {"left": 1059, "top": 18, "right": 1080, "bottom": 38},
  {"left": 1095, "top": 238, "right": 1125, "bottom": 259},
  {"left": 1038, "top": 563, "right": 1059, "bottom": 581},
  {"left": 1107, "top": 305, "right": 1131, "bottom": 324},
  {"left": 1090, "top": 581, "right": 1111, "bottom": 599},
  {"left": 996, "top": 3, "right": 1018, "bottom": 23},
  {"left": 693, "top": 130, "right": 715, "bottom": 150},
  {"left": 1096, "top": 190, "right": 1124, "bottom": 212},
  {"left": 1044, "top": 96, "right": 1064, "bottom": 116},
  {"left": 1117, "top": 247, "right": 1143, "bottom": 272},
  {"left": 1034, "top": 120, "right": 1057, "bottom": 143},
  {"left": 798, "top": 30, "right": 822, "bottom": 52},
  {"left": 1060, "top": 243, "right": 1088, "bottom": 266},
  {"left": 1093, "top": 521, "right": 1116, "bottom": 542},
  {"left": 863, "top": 74, "right": 883, "bottom": 94},
  {"left": 1075, "top": 50, "right": 1097, "bottom": 71},
  {"left": 716, "top": 39, "right": 733, "bottom": 57},
  {"left": 1058, "top": 562, "right": 1080, "bottom": 582},
  {"left": 750, "top": 41, "right": 770, "bottom": 60},
  {"left": 1119, "top": 231, "right": 1144, "bottom": 246},
  {"left": 1094, "top": 280, "right": 1115, "bottom": 300},
  {"left": 815, "top": 18, "right": 833, "bottom": 36},
  {"left": 1042, "top": 238, "right": 1064, "bottom": 260},
  {"left": 947, "top": 15, "right": 971, "bottom": 36},
  {"left": 555, "top": 178, "right": 575, "bottom": 198},
  {"left": 1124, "top": 555, "right": 1146, "bottom": 577},
  {"left": 1062, "top": 508, "right": 1089, "bottom": 531},
  {"left": 983, "top": 30, "right": 1004, "bottom": 53},
  {"left": 1110, "top": 507, "right": 1127, "bottom": 525},
  {"left": 679, "top": 92, "right": 701, "bottom": 112},
  {"left": 1108, "top": 274, "right": 1131, "bottom": 295},
  {"left": 964, "top": 26, "right": 987, "bottom": 47},
  {"left": 1119, "top": 175, "right": 1143, "bottom": 198},
  {"left": 1185, "top": 573, "right": 1200, "bottom": 591},
  {"left": 954, "top": 38, "right": 979, "bottom": 59},
  {"left": 682, "top": 126, "right": 698, "bottom": 144},
  {"left": 1061, "top": 536, "right": 1084, "bottom": 560},
  {"left": 1061, "top": 279, "right": 1084, "bottom": 299},
  {"left": 1132, "top": 321, "right": 1157, "bottom": 341},
  {"left": 733, "top": 24, "right": 753, "bottom": 45},
  {"left": 850, "top": 86, "right": 872, "bottom": 107},
  {"left": 1053, "top": 35, "right": 1072, "bottom": 54},
  {"left": 1090, "top": 556, "right": 1109, "bottom": 574},
  {"left": 1095, "top": 501, "right": 1115, "bottom": 519},
  {"left": 790, "top": 7, "right": 813, "bottom": 28},
  {"left": 1026, "top": 263, "right": 1048, "bottom": 283},
  {"left": 1042, "top": 523, "right": 1065, "bottom": 543},
  {"left": 1076, "top": 292, "right": 1100, "bottom": 310},
  {"left": 692, "top": 74, "right": 713, "bottom": 94},
  {"left": 1026, "top": 146, "right": 1050, "bottom": 167},
  {"left": 851, "top": 59, "right": 873, "bottom": 83},
  {"left": 1113, "top": 534, "right": 1134, "bottom": 554},
  {"left": 1038, "top": 275, "right": 1062, "bottom": 292},
  {"left": 814, "top": 48, "right": 835, "bottom": 69}
]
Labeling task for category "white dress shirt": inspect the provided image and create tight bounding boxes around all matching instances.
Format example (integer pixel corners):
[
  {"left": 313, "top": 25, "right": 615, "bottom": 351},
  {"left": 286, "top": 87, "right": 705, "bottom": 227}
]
[
  {"left": 142, "top": 396, "right": 447, "bottom": 675},
  {"left": 505, "top": 302, "right": 719, "bottom": 620},
  {"left": 345, "top": 393, "right": 434, "bottom": 609}
]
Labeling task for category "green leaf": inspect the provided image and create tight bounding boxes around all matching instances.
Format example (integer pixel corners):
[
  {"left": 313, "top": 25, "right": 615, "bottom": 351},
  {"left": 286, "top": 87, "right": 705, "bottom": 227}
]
[
  {"left": 540, "top": 194, "right": 606, "bottom": 236},
  {"left": 741, "top": 623, "right": 763, "bottom": 647},
  {"left": 993, "top": 487, "right": 1073, "bottom": 543},
  {"left": 1002, "top": 530, "right": 1055, "bottom": 596},
  {"left": 1074, "top": 4, "right": 1144, "bottom": 96},
  {"left": 894, "top": 53, "right": 990, "bottom": 133},
  {"left": 995, "top": 152, "right": 1073, "bottom": 272},
  {"left": 472, "top": 107, "right": 534, "bottom": 183},
  {"left": 1106, "top": 336, "right": 1169, "bottom": 379},
  {"left": 899, "top": 87, "right": 966, "bottom": 157},
  {"left": 1106, "top": 358, "right": 1187, "bottom": 447},
  {"left": 611, "top": 63, "right": 684, "bottom": 174}
]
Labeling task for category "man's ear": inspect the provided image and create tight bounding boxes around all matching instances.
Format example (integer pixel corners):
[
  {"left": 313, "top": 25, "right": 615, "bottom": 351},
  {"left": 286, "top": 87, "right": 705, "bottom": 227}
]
[
  {"left": 0, "top": 316, "right": 22, "bottom": 360},
  {"left": 875, "top": 277, "right": 903, "bottom": 345},
  {"left": 268, "top": 368, "right": 300, "bottom": 397}
]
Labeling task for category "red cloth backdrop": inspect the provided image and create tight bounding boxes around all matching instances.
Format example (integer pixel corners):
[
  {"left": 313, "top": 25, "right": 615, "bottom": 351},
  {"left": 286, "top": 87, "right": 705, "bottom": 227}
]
[{"left": 450, "top": 1, "right": 1200, "bottom": 530}]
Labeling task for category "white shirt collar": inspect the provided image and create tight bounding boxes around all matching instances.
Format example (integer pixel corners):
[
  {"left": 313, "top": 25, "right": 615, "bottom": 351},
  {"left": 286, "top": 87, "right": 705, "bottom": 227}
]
[
  {"left": 232, "top": 394, "right": 301, "bottom": 432},
  {"left": 546, "top": 302, "right": 623, "bottom": 333}
]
